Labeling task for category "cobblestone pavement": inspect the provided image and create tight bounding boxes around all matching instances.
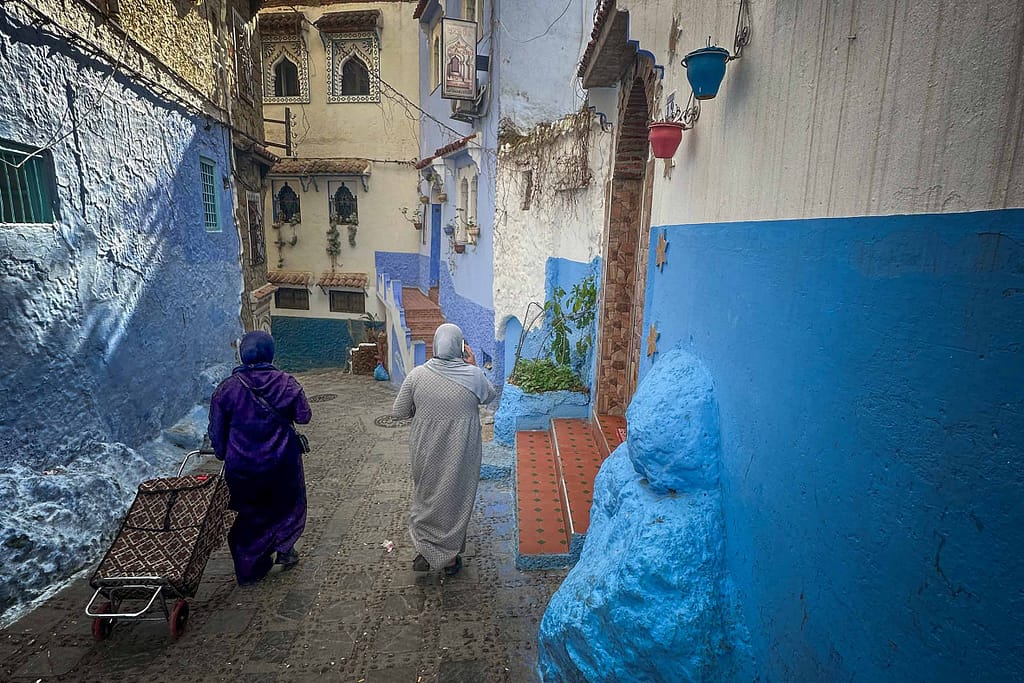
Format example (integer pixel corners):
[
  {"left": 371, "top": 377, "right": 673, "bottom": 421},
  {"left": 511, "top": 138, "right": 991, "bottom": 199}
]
[{"left": 0, "top": 371, "right": 567, "bottom": 682}]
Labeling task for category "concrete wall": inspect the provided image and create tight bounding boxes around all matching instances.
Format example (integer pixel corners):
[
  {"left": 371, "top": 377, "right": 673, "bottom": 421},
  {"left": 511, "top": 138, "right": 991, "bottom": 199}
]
[
  {"left": 495, "top": 0, "right": 592, "bottom": 131},
  {"left": 619, "top": 0, "right": 1023, "bottom": 223},
  {"left": 535, "top": 0, "right": 1024, "bottom": 678},
  {"left": 270, "top": 315, "right": 380, "bottom": 372},
  {"left": 493, "top": 113, "right": 611, "bottom": 340},
  {"left": 0, "top": 7, "right": 243, "bottom": 616},
  {"left": 266, "top": 162, "right": 424, "bottom": 321},
  {"left": 262, "top": 2, "right": 421, "bottom": 161},
  {"left": 261, "top": 2, "right": 423, "bottom": 351},
  {"left": 640, "top": 210, "right": 1024, "bottom": 681}
]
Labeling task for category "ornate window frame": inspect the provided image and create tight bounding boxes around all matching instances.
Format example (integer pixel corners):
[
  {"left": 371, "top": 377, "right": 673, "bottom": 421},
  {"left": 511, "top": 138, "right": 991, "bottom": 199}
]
[
  {"left": 326, "top": 32, "right": 381, "bottom": 103},
  {"left": 263, "top": 37, "right": 310, "bottom": 104}
]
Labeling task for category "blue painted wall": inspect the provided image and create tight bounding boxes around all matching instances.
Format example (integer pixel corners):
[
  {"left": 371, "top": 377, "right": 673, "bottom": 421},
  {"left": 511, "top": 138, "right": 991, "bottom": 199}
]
[
  {"left": 0, "top": 17, "right": 242, "bottom": 617},
  {"left": 272, "top": 316, "right": 380, "bottom": 372},
  {"left": 374, "top": 250, "right": 423, "bottom": 291},
  {"left": 641, "top": 209, "right": 1024, "bottom": 681},
  {"left": 439, "top": 266, "right": 501, "bottom": 385}
]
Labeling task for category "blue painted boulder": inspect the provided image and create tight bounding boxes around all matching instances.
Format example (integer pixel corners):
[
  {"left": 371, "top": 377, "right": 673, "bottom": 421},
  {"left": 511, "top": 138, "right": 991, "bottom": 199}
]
[
  {"left": 537, "top": 345, "right": 750, "bottom": 682},
  {"left": 626, "top": 352, "right": 719, "bottom": 493}
]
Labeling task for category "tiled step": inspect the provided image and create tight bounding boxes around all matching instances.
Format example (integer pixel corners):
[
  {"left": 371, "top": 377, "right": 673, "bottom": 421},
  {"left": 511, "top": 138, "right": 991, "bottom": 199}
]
[
  {"left": 593, "top": 413, "right": 627, "bottom": 458},
  {"left": 514, "top": 417, "right": 613, "bottom": 569},
  {"left": 400, "top": 287, "right": 445, "bottom": 359},
  {"left": 515, "top": 431, "right": 571, "bottom": 565},
  {"left": 550, "top": 418, "right": 604, "bottom": 537}
]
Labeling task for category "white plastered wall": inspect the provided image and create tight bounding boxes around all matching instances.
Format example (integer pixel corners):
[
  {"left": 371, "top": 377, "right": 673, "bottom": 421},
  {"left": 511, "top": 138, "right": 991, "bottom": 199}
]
[
  {"left": 618, "top": 0, "right": 1023, "bottom": 225},
  {"left": 493, "top": 117, "right": 613, "bottom": 338}
]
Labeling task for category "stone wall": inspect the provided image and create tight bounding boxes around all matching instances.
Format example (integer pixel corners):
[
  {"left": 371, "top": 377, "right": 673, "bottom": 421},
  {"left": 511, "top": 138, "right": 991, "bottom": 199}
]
[{"left": 0, "top": 5, "right": 246, "bottom": 618}]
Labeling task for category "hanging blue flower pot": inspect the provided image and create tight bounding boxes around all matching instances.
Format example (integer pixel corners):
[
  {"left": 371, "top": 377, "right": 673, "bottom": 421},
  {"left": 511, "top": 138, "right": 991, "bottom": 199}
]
[
  {"left": 682, "top": 46, "right": 731, "bottom": 100},
  {"left": 443, "top": 224, "right": 455, "bottom": 236}
]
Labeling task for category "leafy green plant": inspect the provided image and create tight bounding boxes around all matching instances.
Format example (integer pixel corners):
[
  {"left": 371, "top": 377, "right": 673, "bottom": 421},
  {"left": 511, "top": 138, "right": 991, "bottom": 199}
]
[
  {"left": 509, "top": 358, "right": 586, "bottom": 393},
  {"left": 326, "top": 225, "right": 341, "bottom": 268},
  {"left": 545, "top": 274, "right": 598, "bottom": 372}
]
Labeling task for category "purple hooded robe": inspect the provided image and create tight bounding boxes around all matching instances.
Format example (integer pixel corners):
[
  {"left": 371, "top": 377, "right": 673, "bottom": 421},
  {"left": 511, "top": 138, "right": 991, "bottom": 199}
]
[{"left": 208, "top": 332, "right": 311, "bottom": 585}]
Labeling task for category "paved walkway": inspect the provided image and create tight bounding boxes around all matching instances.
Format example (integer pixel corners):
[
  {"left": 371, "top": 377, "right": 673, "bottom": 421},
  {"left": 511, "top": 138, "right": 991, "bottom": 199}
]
[{"left": 0, "top": 371, "right": 566, "bottom": 682}]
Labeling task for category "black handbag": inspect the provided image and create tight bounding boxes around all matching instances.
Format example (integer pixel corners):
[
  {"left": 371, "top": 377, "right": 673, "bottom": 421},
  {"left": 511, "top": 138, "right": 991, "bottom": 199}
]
[{"left": 235, "top": 376, "right": 311, "bottom": 454}]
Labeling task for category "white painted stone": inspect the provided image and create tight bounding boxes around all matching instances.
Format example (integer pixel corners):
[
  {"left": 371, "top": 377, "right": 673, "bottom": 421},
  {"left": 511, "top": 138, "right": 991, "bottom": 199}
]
[{"left": 493, "top": 115, "right": 612, "bottom": 338}]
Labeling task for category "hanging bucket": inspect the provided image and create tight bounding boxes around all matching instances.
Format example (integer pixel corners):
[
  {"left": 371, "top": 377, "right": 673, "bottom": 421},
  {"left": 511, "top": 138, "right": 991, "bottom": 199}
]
[
  {"left": 682, "top": 46, "right": 731, "bottom": 100},
  {"left": 648, "top": 122, "right": 685, "bottom": 159}
]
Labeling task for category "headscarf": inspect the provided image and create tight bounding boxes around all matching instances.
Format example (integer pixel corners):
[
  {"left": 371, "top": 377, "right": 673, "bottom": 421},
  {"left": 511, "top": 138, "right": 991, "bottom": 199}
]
[
  {"left": 423, "top": 323, "right": 492, "bottom": 402},
  {"left": 234, "top": 331, "right": 276, "bottom": 372}
]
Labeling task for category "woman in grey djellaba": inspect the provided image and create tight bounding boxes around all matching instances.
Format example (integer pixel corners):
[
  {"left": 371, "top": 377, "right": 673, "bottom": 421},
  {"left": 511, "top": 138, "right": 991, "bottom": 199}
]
[{"left": 392, "top": 323, "right": 496, "bottom": 575}]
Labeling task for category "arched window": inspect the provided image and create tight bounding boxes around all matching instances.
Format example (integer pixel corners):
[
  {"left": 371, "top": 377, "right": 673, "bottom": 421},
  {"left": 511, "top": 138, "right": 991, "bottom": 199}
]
[
  {"left": 341, "top": 58, "right": 370, "bottom": 97},
  {"left": 274, "top": 58, "right": 300, "bottom": 97},
  {"left": 459, "top": 178, "right": 469, "bottom": 218},
  {"left": 431, "top": 34, "right": 441, "bottom": 90},
  {"left": 332, "top": 183, "right": 357, "bottom": 223},
  {"left": 277, "top": 183, "right": 300, "bottom": 223},
  {"left": 470, "top": 175, "right": 478, "bottom": 224}
]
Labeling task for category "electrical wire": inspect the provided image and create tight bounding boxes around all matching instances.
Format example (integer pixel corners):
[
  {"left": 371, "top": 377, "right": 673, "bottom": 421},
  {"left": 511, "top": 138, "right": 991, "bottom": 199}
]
[
  {"left": 0, "top": 32, "right": 128, "bottom": 169},
  {"left": 496, "top": 0, "right": 573, "bottom": 44}
]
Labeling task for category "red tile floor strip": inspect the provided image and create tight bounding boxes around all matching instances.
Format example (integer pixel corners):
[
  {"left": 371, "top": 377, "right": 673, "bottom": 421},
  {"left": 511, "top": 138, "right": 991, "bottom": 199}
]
[
  {"left": 515, "top": 431, "right": 571, "bottom": 555},
  {"left": 550, "top": 418, "right": 606, "bottom": 536},
  {"left": 594, "top": 413, "right": 627, "bottom": 457}
]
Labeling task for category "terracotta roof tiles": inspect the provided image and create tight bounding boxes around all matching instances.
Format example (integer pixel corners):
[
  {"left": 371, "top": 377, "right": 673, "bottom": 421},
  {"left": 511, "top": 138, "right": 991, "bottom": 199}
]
[
  {"left": 414, "top": 134, "right": 477, "bottom": 169},
  {"left": 314, "top": 9, "right": 380, "bottom": 32},
  {"left": 250, "top": 283, "right": 279, "bottom": 301},
  {"left": 270, "top": 158, "right": 370, "bottom": 175},
  {"left": 578, "top": 0, "right": 614, "bottom": 78},
  {"left": 267, "top": 271, "right": 314, "bottom": 286},
  {"left": 317, "top": 272, "right": 368, "bottom": 288},
  {"left": 259, "top": 11, "right": 302, "bottom": 36}
]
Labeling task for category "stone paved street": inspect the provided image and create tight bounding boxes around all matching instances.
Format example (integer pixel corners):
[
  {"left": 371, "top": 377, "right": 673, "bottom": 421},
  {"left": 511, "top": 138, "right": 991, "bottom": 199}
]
[{"left": 0, "top": 371, "right": 566, "bottom": 682}]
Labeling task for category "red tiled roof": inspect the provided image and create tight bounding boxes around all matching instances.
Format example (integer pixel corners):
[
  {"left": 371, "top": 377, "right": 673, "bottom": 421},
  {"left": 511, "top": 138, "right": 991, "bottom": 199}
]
[
  {"left": 435, "top": 133, "right": 477, "bottom": 157},
  {"left": 314, "top": 9, "right": 380, "bottom": 32},
  {"left": 412, "top": 0, "right": 429, "bottom": 19},
  {"left": 251, "top": 283, "right": 279, "bottom": 300},
  {"left": 270, "top": 158, "right": 370, "bottom": 175},
  {"left": 267, "top": 271, "right": 314, "bottom": 286},
  {"left": 578, "top": 0, "right": 614, "bottom": 78},
  {"left": 317, "top": 272, "right": 368, "bottom": 288},
  {"left": 259, "top": 11, "right": 303, "bottom": 35},
  {"left": 414, "top": 134, "right": 477, "bottom": 169}
]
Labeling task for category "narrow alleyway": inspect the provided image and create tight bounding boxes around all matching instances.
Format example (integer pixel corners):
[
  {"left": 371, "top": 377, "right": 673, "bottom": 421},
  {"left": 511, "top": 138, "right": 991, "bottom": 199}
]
[{"left": 0, "top": 372, "right": 565, "bottom": 682}]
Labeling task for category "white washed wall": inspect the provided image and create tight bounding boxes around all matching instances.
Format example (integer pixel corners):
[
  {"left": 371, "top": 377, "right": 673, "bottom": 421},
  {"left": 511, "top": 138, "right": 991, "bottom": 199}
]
[
  {"left": 493, "top": 118, "right": 613, "bottom": 337},
  {"left": 618, "top": 0, "right": 1023, "bottom": 224}
]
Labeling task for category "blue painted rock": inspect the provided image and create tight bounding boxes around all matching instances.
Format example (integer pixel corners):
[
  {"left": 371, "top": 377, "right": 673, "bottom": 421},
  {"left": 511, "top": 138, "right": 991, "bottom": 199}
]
[{"left": 626, "top": 345, "right": 720, "bottom": 493}]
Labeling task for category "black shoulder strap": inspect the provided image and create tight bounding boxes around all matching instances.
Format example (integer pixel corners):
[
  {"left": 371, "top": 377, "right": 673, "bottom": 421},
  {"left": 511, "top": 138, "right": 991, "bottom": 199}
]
[{"left": 235, "top": 374, "right": 293, "bottom": 430}]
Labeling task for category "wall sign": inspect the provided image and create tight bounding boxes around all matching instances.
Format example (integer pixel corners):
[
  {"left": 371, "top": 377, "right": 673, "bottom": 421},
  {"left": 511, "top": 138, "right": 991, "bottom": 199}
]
[{"left": 441, "top": 18, "right": 478, "bottom": 101}]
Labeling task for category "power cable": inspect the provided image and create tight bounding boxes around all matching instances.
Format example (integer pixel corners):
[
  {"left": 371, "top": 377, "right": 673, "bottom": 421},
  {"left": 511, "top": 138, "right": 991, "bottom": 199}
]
[{"left": 496, "top": 0, "right": 573, "bottom": 44}]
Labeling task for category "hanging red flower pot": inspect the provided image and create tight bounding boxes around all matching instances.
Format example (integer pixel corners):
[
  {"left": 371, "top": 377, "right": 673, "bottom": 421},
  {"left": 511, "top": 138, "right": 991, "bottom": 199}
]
[
  {"left": 648, "top": 121, "right": 685, "bottom": 159},
  {"left": 454, "top": 242, "right": 466, "bottom": 254}
]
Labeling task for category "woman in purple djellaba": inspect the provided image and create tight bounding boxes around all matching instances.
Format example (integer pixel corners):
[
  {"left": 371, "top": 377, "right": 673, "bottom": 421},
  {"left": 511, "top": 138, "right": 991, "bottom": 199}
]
[{"left": 208, "top": 331, "right": 311, "bottom": 586}]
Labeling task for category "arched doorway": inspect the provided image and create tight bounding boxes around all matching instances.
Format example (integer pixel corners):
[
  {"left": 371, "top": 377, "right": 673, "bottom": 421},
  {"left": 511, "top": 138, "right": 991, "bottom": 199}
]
[{"left": 594, "top": 62, "right": 659, "bottom": 416}]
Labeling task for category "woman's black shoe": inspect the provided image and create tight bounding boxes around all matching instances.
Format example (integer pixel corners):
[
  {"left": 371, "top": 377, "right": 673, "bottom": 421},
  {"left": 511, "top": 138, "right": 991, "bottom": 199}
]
[{"left": 412, "top": 554, "right": 430, "bottom": 572}]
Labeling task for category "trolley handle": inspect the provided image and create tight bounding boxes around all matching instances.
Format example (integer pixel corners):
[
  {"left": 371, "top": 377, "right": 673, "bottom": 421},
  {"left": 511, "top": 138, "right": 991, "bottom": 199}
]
[{"left": 177, "top": 435, "right": 222, "bottom": 476}]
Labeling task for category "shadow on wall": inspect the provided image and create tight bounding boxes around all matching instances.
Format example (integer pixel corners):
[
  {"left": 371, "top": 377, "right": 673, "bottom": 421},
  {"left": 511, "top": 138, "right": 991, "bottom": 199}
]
[{"left": 0, "top": 18, "right": 243, "bottom": 619}]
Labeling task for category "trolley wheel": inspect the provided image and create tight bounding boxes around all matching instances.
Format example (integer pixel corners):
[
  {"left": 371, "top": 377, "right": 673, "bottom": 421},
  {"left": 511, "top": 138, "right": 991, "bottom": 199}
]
[
  {"left": 92, "top": 601, "right": 114, "bottom": 641},
  {"left": 169, "top": 599, "right": 189, "bottom": 639}
]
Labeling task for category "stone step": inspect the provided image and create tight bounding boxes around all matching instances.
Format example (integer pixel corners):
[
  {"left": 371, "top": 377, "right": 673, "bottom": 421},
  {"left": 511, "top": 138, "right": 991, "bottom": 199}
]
[
  {"left": 515, "top": 430, "right": 572, "bottom": 568},
  {"left": 514, "top": 417, "right": 611, "bottom": 570},
  {"left": 550, "top": 418, "right": 605, "bottom": 538},
  {"left": 592, "top": 413, "right": 627, "bottom": 458}
]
